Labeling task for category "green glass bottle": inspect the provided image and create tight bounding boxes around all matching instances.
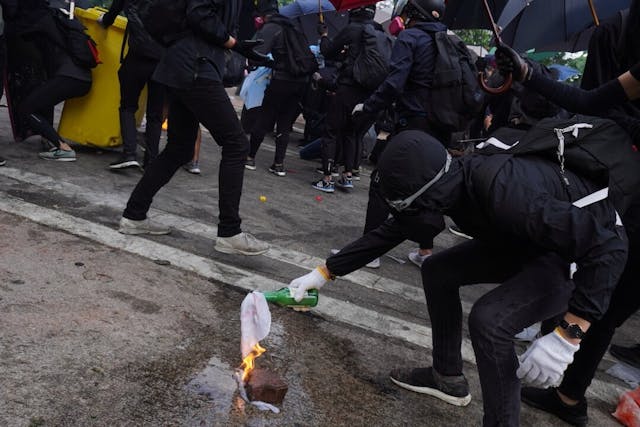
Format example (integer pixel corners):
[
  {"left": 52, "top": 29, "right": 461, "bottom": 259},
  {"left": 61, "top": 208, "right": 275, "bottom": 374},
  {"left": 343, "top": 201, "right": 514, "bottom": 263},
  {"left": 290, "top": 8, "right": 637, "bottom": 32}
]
[{"left": 262, "top": 287, "right": 319, "bottom": 310}]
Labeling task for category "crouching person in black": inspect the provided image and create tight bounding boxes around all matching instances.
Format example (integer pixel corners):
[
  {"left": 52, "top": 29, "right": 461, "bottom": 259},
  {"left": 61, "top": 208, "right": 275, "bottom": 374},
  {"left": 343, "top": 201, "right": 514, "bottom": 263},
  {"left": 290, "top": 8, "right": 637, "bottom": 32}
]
[{"left": 287, "top": 129, "right": 628, "bottom": 426}]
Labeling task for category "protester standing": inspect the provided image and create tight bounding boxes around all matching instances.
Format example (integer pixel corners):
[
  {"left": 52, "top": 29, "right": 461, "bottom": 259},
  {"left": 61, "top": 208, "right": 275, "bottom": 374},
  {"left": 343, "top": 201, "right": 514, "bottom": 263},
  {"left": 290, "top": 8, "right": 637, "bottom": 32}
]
[
  {"left": 0, "top": 0, "right": 16, "bottom": 167},
  {"left": 312, "top": 4, "right": 379, "bottom": 192},
  {"left": 244, "top": 0, "right": 311, "bottom": 177},
  {"left": 119, "top": 0, "right": 270, "bottom": 256},
  {"left": 100, "top": 0, "right": 165, "bottom": 169},
  {"left": 12, "top": 3, "right": 92, "bottom": 161}
]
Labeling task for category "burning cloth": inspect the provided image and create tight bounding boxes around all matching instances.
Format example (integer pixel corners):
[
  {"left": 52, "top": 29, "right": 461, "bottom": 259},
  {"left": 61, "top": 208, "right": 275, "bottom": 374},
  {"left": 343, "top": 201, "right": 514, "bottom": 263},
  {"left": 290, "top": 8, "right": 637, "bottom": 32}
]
[{"left": 240, "top": 291, "right": 271, "bottom": 358}]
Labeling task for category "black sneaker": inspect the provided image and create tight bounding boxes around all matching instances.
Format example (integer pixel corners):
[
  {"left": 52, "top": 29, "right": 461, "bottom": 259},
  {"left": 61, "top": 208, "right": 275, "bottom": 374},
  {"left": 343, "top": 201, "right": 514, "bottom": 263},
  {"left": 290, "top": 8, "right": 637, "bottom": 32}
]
[
  {"left": 245, "top": 157, "right": 256, "bottom": 171},
  {"left": 521, "top": 387, "right": 588, "bottom": 427},
  {"left": 610, "top": 344, "right": 640, "bottom": 370},
  {"left": 389, "top": 367, "right": 471, "bottom": 406},
  {"left": 315, "top": 166, "right": 339, "bottom": 177},
  {"left": 352, "top": 169, "right": 361, "bottom": 181},
  {"left": 269, "top": 164, "right": 286, "bottom": 177},
  {"left": 0, "top": 156, "right": 6, "bottom": 166},
  {"left": 110, "top": 154, "right": 140, "bottom": 169},
  {"left": 449, "top": 225, "right": 473, "bottom": 240}
]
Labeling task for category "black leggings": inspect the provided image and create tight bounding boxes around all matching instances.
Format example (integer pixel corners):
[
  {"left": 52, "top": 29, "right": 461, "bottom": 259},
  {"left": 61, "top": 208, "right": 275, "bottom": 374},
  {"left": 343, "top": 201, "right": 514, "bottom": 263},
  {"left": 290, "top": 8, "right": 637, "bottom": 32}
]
[{"left": 18, "top": 75, "right": 91, "bottom": 148}]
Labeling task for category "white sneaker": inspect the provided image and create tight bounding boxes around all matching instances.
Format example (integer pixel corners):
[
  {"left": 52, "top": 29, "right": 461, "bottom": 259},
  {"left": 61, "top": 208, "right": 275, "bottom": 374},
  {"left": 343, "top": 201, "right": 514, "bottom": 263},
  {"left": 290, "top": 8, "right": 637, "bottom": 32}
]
[
  {"left": 214, "top": 232, "right": 269, "bottom": 256},
  {"left": 408, "top": 249, "right": 431, "bottom": 268},
  {"left": 118, "top": 217, "right": 171, "bottom": 235},
  {"left": 366, "top": 258, "right": 380, "bottom": 269}
]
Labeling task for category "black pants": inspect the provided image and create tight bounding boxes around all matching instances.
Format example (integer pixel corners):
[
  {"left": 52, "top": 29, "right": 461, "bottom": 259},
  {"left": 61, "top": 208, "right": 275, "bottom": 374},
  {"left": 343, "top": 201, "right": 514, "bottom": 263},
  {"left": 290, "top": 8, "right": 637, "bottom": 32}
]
[
  {"left": 557, "top": 199, "right": 640, "bottom": 401},
  {"left": 18, "top": 75, "right": 91, "bottom": 148},
  {"left": 321, "top": 84, "right": 370, "bottom": 175},
  {"left": 249, "top": 79, "right": 306, "bottom": 165},
  {"left": 423, "top": 240, "right": 573, "bottom": 426},
  {"left": 123, "top": 79, "right": 248, "bottom": 237},
  {"left": 118, "top": 53, "right": 165, "bottom": 161}
]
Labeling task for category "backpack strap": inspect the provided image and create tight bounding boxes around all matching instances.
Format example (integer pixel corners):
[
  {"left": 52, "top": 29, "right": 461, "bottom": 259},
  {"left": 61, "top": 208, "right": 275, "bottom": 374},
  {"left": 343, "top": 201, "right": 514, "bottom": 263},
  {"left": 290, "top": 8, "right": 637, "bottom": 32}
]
[
  {"left": 572, "top": 187, "right": 623, "bottom": 225},
  {"left": 553, "top": 123, "right": 594, "bottom": 185}
]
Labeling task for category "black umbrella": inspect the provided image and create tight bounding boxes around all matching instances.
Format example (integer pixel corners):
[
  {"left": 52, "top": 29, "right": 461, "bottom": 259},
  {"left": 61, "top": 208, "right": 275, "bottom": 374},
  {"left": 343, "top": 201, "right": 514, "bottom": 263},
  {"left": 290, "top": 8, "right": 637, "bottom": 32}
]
[
  {"left": 280, "top": 0, "right": 349, "bottom": 45},
  {"left": 497, "top": 0, "right": 632, "bottom": 52},
  {"left": 443, "top": 0, "right": 520, "bottom": 30}
]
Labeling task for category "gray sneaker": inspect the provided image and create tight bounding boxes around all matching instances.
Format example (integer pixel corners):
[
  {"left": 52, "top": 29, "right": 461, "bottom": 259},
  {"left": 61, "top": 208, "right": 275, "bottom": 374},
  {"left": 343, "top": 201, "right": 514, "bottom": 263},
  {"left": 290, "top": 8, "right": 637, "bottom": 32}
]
[
  {"left": 39, "top": 148, "right": 76, "bottom": 162},
  {"left": 390, "top": 366, "right": 471, "bottom": 407},
  {"left": 118, "top": 217, "right": 171, "bottom": 235},
  {"left": 214, "top": 232, "right": 269, "bottom": 256}
]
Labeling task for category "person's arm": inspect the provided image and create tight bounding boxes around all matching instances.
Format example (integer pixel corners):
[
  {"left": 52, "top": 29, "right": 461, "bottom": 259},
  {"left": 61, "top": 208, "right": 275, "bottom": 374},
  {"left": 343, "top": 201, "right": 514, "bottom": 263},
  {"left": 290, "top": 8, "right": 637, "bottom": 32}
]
[
  {"left": 497, "top": 44, "right": 640, "bottom": 114},
  {"left": 100, "top": 0, "right": 126, "bottom": 27},
  {"left": 319, "top": 25, "right": 352, "bottom": 60},
  {"left": 186, "top": 0, "right": 233, "bottom": 48},
  {"left": 362, "top": 34, "right": 414, "bottom": 114}
]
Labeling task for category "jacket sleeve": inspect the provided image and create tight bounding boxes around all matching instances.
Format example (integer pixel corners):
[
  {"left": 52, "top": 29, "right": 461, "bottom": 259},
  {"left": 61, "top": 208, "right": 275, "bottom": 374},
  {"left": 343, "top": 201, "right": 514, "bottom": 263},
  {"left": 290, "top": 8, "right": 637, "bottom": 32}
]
[
  {"left": 524, "top": 64, "right": 637, "bottom": 115},
  {"left": 363, "top": 33, "right": 415, "bottom": 114},
  {"left": 319, "top": 25, "right": 353, "bottom": 60},
  {"left": 325, "top": 219, "right": 407, "bottom": 276},
  {"left": 102, "top": 0, "right": 126, "bottom": 27},
  {"left": 186, "top": 0, "right": 230, "bottom": 47},
  {"left": 490, "top": 172, "right": 628, "bottom": 323}
]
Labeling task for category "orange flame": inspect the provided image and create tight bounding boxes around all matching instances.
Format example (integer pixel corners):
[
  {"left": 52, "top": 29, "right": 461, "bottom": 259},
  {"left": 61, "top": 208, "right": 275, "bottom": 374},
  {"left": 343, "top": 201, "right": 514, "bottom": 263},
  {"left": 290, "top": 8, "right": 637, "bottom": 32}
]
[{"left": 240, "top": 343, "right": 266, "bottom": 382}]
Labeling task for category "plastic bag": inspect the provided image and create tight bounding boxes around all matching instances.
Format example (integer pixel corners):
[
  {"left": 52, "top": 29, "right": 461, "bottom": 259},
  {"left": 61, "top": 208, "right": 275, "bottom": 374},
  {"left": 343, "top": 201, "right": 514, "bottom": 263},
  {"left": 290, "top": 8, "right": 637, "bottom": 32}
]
[
  {"left": 240, "top": 291, "right": 271, "bottom": 358},
  {"left": 613, "top": 388, "right": 640, "bottom": 427}
]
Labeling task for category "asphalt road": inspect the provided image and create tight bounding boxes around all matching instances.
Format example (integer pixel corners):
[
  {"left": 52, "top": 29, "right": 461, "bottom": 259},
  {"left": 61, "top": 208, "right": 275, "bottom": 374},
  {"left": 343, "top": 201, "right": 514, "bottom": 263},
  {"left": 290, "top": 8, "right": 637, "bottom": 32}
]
[{"left": 0, "top": 99, "right": 636, "bottom": 426}]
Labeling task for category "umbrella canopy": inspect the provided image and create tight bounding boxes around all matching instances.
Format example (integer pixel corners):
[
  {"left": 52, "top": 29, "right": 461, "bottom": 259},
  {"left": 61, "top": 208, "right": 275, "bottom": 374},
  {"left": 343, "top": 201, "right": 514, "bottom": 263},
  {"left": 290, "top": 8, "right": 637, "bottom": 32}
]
[
  {"left": 280, "top": 0, "right": 336, "bottom": 17},
  {"left": 443, "top": 0, "right": 519, "bottom": 30},
  {"left": 498, "top": 0, "right": 631, "bottom": 52},
  {"left": 328, "top": 0, "right": 379, "bottom": 12}
]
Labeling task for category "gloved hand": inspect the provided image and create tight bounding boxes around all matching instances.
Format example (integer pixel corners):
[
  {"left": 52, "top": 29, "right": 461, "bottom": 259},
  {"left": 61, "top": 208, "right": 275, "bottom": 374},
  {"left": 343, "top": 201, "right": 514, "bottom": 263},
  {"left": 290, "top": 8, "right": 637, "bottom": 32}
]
[
  {"left": 352, "top": 103, "right": 365, "bottom": 116},
  {"left": 317, "top": 23, "right": 328, "bottom": 37},
  {"left": 232, "top": 39, "right": 270, "bottom": 64},
  {"left": 495, "top": 43, "right": 531, "bottom": 82},
  {"left": 517, "top": 330, "right": 580, "bottom": 388},
  {"left": 288, "top": 267, "right": 331, "bottom": 302}
]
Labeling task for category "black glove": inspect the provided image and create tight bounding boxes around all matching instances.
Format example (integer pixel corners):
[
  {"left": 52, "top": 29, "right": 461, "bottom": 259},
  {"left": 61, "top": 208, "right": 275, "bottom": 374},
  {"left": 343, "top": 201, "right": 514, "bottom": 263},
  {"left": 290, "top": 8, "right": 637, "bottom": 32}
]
[
  {"left": 232, "top": 39, "right": 270, "bottom": 64},
  {"left": 496, "top": 43, "right": 531, "bottom": 82},
  {"left": 317, "top": 23, "right": 328, "bottom": 36},
  {"left": 98, "top": 12, "right": 116, "bottom": 29}
]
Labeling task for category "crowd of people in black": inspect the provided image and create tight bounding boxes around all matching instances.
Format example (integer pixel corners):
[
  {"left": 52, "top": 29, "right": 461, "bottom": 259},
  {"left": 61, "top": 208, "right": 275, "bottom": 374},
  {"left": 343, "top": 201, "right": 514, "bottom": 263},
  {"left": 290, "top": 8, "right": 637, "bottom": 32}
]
[{"left": 1, "top": 0, "right": 640, "bottom": 426}]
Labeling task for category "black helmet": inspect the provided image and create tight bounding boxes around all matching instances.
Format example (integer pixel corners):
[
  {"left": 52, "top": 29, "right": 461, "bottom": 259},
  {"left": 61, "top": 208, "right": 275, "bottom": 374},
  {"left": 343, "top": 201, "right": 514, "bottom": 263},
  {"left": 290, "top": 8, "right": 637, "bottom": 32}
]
[
  {"left": 392, "top": 0, "right": 445, "bottom": 21},
  {"left": 349, "top": 4, "right": 376, "bottom": 20}
]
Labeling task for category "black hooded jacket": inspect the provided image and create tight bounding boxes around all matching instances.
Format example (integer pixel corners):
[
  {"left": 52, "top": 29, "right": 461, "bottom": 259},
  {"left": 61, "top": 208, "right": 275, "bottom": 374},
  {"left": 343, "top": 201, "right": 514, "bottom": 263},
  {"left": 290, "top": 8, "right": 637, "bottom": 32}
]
[
  {"left": 254, "top": 14, "right": 308, "bottom": 82},
  {"left": 319, "top": 15, "right": 379, "bottom": 86},
  {"left": 153, "top": 0, "right": 240, "bottom": 89},
  {"left": 102, "top": 0, "right": 164, "bottom": 60},
  {"left": 326, "top": 130, "right": 627, "bottom": 323}
]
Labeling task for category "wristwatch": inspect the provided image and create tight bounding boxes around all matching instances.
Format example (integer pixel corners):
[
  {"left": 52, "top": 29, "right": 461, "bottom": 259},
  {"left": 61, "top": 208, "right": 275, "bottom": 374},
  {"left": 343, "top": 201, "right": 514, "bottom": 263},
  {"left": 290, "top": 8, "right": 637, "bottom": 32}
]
[{"left": 559, "top": 319, "right": 586, "bottom": 339}]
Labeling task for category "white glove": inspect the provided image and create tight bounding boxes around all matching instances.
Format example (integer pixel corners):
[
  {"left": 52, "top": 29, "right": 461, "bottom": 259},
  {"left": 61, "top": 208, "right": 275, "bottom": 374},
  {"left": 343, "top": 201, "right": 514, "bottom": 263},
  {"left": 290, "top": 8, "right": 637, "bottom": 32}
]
[
  {"left": 517, "top": 330, "right": 580, "bottom": 388},
  {"left": 352, "top": 103, "right": 364, "bottom": 115},
  {"left": 288, "top": 267, "right": 329, "bottom": 302}
]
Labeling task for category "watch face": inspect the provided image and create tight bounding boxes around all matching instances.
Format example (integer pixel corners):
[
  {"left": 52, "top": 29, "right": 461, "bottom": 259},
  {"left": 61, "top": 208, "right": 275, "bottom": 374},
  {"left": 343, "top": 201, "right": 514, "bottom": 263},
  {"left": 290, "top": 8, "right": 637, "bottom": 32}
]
[{"left": 561, "top": 320, "right": 585, "bottom": 339}]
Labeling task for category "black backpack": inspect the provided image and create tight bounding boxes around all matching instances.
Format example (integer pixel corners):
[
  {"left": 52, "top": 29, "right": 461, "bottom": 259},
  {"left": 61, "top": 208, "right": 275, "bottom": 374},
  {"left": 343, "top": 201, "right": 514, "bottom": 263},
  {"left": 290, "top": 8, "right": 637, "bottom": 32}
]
[
  {"left": 425, "top": 31, "right": 485, "bottom": 133},
  {"left": 52, "top": 10, "right": 100, "bottom": 69},
  {"left": 136, "top": 0, "right": 188, "bottom": 47},
  {"left": 279, "top": 20, "right": 318, "bottom": 77},
  {"left": 477, "top": 115, "right": 640, "bottom": 214},
  {"left": 352, "top": 24, "right": 393, "bottom": 90}
]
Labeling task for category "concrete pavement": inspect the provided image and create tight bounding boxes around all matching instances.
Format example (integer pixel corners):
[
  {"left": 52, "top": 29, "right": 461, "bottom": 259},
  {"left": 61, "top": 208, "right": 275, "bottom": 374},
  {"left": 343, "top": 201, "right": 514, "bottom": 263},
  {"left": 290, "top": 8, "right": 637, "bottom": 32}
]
[{"left": 0, "top": 98, "right": 635, "bottom": 426}]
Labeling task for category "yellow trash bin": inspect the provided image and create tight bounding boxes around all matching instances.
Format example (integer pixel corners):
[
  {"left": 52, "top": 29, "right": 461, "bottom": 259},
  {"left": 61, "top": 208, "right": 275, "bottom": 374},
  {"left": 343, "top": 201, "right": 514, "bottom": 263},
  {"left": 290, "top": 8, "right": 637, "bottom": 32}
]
[{"left": 58, "top": 7, "right": 147, "bottom": 148}]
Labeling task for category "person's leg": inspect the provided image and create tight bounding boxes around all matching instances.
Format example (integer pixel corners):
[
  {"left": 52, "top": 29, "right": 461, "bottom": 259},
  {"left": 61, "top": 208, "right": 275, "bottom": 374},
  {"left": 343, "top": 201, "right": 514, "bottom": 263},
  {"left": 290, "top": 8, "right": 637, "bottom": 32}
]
[
  {"left": 123, "top": 88, "right": 198, "bottom": 221},
  {"left": 391, "top": 240, "right": 529, "bottom": 406},
  {"left": 271, "top": 81, "right": 306, "bottom": 174},
  {"left": 18, "top": 76, "right": 90, "bottom": 155},
  {"left": 313, "top": 92, "right": 339, "bottom": 192},
  {"left": 114, "top": 54, "right": 155, "bottom": 166},
  {"left": 178, "top": 80, "right": 248, "bottom": 238},
  {"left": 363, "top": 169, "right": 389, "bottom": 233},
  {"left": 247, "top": 80, "right": 281, "bottom": 163},
  {"left": 184, "top": 128, "right": 202, "bottom": 174},
  {"left": 143, "top": 77, "right": 166, "bottom": 165},
  {"left": 469, "top": 252, "right": 573, "bottom": 427}
]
